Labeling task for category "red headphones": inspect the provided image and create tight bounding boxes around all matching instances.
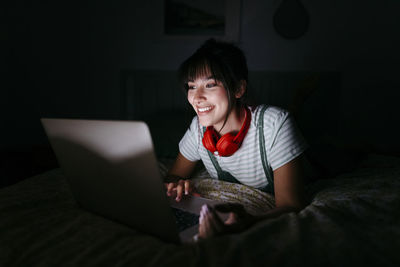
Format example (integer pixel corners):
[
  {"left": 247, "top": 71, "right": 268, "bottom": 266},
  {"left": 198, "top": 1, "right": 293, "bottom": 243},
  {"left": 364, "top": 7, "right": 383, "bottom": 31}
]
[{"left": 202, "top": 107, "right": 251, "bottom": 157}]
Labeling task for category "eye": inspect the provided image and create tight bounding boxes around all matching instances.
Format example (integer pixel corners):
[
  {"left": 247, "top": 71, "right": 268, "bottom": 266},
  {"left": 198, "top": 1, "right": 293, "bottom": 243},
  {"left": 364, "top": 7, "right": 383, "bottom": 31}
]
[
  {"left": 206, "top": 82, "right": 217, "bottom": 88},
  {"left": 187, "top": 84, "right": 196, "bottom": 90}
]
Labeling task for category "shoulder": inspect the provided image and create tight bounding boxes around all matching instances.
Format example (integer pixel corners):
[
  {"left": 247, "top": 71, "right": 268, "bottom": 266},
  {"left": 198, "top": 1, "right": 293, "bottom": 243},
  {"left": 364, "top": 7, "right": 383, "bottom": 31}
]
[
  {"left": 189, "top": 115, "right": 199, "bottom": 127},
  {"left": 251, "top": 105, "right": 290, "bottom": 129},
  {"left": 180, "top": 116, "right": 201, "bottom": 148},
  {"left": 186, "top": 115, "right": 201, "bottom": 138}
]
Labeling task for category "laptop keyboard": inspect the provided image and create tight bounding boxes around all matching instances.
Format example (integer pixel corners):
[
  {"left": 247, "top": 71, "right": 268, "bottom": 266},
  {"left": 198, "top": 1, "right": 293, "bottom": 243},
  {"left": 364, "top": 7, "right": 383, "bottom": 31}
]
[{"left": 171, "top": 207, "right": 199, "bottom": 232}]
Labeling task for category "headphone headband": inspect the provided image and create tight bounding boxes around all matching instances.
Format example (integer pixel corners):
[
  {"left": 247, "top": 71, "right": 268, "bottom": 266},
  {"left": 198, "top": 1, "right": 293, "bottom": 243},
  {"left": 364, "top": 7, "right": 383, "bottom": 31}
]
[{"left": 233, "top": 107, "right": 251, "bottom": 143}]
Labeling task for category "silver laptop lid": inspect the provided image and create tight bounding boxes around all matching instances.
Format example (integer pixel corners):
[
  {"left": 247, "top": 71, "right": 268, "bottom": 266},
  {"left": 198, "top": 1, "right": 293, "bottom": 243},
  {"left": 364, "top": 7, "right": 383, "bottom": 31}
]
[{"left": 41, "top": 118, "right": 180, "bottom": 243}]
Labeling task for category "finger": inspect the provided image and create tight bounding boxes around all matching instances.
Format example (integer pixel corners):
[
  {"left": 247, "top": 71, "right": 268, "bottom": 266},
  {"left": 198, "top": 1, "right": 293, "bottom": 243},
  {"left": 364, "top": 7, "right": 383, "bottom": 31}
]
[
  {"left": 184, "top": 180, "right": 190, "bottom": 195},
  {"left": 203, "top": 214, "right": 215, "bottom": 237},
  {"left": 199, "top": 215, "right": 211, "bottom": 238},
  {"left": 167, "top": 183, "right": 176, "bottom": 196},
  {"left": 176, "top": 180, "right": 185, "bottom": 201},
  {"left": 198, "top": 219, "right": 205, "bottom": 238},
  {"left": 201, "top": 205, "right": 224, "bottom": 234},
  {"left": 207, "top": 205, "right": 225, "bottom": 232},
  {"left": 202, "top": 208, "right": 217, "bottom": 237},
  {"left": 224, "top": 212, "right": 238, "bottom": 225},
  {"left": 199, "top": 206, "right": 211, "bottom": 238},
  {"left": 164, "top": 183, "right": 170, "bottom": 191},
  {"left": 215, "top": 203, "right": 249, "bottom": 221}
]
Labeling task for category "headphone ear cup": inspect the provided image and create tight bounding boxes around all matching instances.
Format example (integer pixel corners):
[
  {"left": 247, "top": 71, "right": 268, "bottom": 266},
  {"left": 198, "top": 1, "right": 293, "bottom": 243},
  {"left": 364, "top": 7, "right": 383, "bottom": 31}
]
[
  {"left": 216, "top": 133, "right": 239, "bottom": 157},
  {"left": 202, "top": 108, "right": 251, "bottom": 156},
  {"left": 202, "top": 127, "right": 218, "bottom": 153}
]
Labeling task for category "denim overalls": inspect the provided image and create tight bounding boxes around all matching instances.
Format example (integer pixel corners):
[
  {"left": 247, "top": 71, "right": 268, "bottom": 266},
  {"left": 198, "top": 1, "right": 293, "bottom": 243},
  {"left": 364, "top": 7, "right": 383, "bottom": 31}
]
[{"left": 203, "top": 106, "right": 274, "bottom": 194}]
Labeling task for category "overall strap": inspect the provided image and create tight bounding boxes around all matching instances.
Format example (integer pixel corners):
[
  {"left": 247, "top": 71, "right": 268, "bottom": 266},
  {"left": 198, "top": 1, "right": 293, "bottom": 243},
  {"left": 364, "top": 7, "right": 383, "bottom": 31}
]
[
  {"left": 258, "top": 105, "right": 275, "bottom": 194},
  {"left": 206, "top": 150, "right": 242, "bottom": 184},
  {"left": 203, "top": 127, "right": 242, "bottom": 184}
]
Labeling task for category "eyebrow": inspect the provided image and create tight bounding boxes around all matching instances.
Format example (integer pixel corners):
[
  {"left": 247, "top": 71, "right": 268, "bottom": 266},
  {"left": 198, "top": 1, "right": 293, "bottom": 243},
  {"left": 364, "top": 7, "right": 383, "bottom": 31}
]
[{"left": 188, "top": 76, "right": 216, "bottom": 82}]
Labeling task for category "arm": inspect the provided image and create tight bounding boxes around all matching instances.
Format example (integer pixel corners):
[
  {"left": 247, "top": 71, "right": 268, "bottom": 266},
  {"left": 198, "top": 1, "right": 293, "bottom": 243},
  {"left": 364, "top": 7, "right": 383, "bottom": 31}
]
[
  {"left": 164, "top": 152, "right": 198, "bottom": 201},
  {"left": 254, "top": 155, "right": 307, "bottom": 220},
  {"left": 165, "top": 152, "right": 197, "bottom": 181},
  {"left": 198, "top": 155, "right": 307, "bottom": 238}
]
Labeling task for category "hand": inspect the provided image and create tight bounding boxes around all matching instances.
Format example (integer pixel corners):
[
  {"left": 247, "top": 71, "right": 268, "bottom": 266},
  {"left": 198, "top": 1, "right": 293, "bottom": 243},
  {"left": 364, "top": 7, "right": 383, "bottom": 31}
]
[
  {"left": 164, "top": 175, "right": 199, "bottom": 202},
  {"left": 198, "top": 203, "right": 256, "bottom": 239}
]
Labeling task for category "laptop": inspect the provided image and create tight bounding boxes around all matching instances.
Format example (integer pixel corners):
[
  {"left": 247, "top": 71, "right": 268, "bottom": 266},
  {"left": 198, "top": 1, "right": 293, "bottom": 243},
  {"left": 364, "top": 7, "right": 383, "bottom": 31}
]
[{"left": 41, "top": 118, "right": 223, "bottom": 244}]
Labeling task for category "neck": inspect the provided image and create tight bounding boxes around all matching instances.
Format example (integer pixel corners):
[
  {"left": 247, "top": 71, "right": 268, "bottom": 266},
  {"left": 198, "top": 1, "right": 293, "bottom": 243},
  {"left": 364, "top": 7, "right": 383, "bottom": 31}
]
[{"left": 217, "top": 107, "right": 247, "bottom": 136}]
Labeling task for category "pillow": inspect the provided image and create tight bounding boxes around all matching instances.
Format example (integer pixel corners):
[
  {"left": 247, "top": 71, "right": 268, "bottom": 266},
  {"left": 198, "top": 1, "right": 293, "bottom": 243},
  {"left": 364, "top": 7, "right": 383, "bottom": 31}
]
[{"left": 158, "top": 159, "right": 275, "bottom": 215}]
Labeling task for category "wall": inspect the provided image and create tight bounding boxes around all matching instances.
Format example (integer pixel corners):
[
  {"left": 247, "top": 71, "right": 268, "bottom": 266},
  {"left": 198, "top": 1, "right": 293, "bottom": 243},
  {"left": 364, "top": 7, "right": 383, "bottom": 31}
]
[{"left": 3, "top": 0, "right": 400, "bottom": 152}]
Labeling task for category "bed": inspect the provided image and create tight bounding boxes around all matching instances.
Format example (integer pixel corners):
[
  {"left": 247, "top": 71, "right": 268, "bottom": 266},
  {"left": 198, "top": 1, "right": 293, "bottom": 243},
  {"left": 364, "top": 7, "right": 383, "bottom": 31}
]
[
  {"left": 1, "top": 154, "right": 399, "bottom": 266},
  {"left": 1, "top": 70, "right": 399, "bottom": 266}
]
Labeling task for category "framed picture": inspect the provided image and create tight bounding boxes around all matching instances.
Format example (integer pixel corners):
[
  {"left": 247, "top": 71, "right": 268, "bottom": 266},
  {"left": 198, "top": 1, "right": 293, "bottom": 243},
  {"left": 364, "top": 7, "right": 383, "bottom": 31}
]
[{"left": 163, "top": 0, "right": 241, "bottom": 42}]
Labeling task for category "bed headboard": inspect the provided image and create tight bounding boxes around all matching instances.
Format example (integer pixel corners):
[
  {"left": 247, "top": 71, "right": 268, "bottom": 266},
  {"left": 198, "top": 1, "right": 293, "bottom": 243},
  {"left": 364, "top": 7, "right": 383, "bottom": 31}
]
[{"left": 120, "top": 69, "right": 341, "bottom": 158}]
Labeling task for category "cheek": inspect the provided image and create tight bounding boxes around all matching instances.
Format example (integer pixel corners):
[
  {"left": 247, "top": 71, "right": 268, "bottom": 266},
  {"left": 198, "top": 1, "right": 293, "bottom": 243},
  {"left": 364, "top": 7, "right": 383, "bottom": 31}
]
[
  {"left": 187, "top": 92, "right": 194, "bottom": 104},
  {"left": 215, "top": 89, "right": 229, "bottom": 103}
]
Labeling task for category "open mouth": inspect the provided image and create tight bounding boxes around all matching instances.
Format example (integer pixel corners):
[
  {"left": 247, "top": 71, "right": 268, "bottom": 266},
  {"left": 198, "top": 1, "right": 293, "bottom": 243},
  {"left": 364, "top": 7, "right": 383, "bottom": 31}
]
[{"left": 197, "top": 106, "right": 214, "bottom": 114}]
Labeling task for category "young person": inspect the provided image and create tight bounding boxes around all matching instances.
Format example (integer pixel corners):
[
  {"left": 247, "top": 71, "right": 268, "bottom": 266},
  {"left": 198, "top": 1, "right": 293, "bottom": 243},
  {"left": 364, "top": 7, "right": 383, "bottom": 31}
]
[{"left": 164, "top": 39, "right": 308, "bottom": 239}]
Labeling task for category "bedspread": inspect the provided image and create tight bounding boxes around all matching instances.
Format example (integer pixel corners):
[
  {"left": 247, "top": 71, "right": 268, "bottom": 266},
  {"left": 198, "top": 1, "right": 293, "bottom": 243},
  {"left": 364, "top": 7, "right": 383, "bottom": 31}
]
[{"left": 1, "top": 154, "right": 400, "bottom": 266}]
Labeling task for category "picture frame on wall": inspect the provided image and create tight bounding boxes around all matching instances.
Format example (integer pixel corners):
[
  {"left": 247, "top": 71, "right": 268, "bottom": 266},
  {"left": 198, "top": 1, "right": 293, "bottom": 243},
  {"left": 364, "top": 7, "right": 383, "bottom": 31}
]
[{"left": 163, "top": 0, "right": 241, "bottom": 42}]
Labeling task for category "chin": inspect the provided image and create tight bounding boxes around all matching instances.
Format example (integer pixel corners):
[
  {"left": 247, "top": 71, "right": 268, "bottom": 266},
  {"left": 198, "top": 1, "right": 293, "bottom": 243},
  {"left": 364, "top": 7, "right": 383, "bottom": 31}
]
[
  {"left": 198, "top": 118, "right": 212, "bottom": 127},
  {"left": 199, "top": 121, "right": 210, "bottom": 127}
]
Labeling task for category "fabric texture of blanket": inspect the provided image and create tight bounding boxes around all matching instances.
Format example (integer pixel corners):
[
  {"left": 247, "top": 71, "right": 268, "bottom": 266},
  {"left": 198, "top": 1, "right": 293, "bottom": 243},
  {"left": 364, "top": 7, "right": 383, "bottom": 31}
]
[{"left": 0, "top": 154, "right": 399, "bottom": 266}]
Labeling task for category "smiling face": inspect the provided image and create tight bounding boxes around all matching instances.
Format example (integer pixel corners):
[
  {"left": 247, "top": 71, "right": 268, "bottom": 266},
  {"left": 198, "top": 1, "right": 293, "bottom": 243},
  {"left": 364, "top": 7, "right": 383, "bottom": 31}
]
[
  {"left": 179, "top": 39, "right": 249, "bottom": 133},
  {"left": 187, "top": 75, "right": 232, "bottom": 131}
]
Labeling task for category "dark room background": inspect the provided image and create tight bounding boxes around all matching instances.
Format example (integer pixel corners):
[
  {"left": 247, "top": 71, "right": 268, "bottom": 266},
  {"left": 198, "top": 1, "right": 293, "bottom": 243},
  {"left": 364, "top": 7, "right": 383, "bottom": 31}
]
[{"left": 3, "top": 0, "right": 400, "bottom": 183}]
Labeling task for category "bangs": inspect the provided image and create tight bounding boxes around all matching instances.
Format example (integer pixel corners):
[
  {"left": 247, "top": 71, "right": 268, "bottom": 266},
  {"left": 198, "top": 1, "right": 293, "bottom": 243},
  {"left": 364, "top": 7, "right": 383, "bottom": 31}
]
[{"left": 179, "top": 56, "right": 226, "bottom": 92}]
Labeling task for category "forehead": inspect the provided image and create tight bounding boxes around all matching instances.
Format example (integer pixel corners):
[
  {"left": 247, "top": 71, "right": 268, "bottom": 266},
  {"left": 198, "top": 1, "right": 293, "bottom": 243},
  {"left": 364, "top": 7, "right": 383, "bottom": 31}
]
[{"left": 188, "top": 75, "right": 215, "bottom": 82}]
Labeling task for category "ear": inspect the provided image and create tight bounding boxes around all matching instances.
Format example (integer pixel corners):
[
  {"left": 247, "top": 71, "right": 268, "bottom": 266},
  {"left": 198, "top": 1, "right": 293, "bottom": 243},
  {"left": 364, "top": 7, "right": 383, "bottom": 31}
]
[{"left": 235, "top": 80, "right": 247, "bottom": 98}]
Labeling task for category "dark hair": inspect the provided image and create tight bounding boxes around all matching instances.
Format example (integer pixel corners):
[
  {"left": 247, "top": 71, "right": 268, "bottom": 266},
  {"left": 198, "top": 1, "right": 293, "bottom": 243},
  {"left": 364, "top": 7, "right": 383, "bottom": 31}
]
[{"left": 178, "top": 38, "right": 249, "bottom": 130}]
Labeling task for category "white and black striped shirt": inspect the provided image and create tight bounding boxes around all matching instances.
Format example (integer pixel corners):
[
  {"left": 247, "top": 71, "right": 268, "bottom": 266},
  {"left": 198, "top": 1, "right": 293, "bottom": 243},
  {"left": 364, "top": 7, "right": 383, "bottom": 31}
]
[{"left": 179, "top": 105, "right": 308, "bottom": 189}]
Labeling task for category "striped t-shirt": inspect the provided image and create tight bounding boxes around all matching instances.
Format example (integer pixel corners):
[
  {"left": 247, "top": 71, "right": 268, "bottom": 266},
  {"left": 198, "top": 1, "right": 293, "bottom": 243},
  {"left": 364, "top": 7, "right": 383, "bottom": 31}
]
[{"left": 179, "top": 105, "right": 308, "bottom": 189}]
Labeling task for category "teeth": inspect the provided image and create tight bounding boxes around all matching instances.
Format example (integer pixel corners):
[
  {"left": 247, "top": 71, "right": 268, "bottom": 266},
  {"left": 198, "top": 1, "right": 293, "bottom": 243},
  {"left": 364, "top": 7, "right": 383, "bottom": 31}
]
[{"left": 198, "top": 106, "right": 212, "bottom": 112}]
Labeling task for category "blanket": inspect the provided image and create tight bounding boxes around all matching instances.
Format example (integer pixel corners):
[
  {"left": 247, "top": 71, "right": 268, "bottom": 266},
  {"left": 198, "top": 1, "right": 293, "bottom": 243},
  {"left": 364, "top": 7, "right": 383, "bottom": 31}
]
[{"left": 0, "top": 154, "right": 399, "bottom": 266}]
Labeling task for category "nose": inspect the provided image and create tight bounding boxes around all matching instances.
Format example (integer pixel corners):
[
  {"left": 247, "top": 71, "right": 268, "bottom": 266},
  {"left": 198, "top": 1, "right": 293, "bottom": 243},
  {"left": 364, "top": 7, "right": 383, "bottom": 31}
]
[{"left": 191, "top": 87, "right": 206, "bottom": 104}]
